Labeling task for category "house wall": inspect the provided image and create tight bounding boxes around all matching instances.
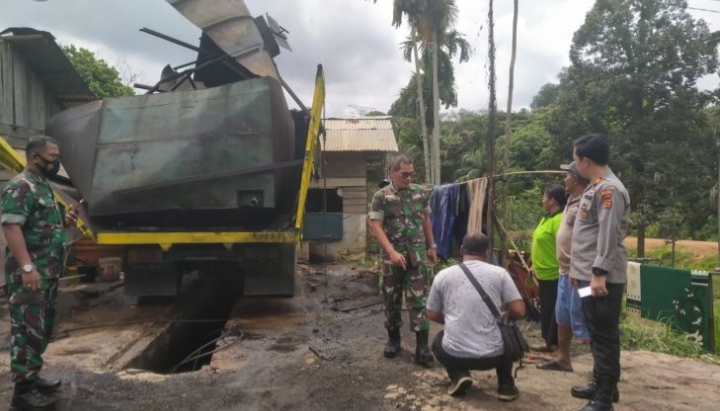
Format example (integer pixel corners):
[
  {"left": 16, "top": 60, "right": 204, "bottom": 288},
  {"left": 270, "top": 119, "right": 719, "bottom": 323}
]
[
  {"left": 0, "top": 43, "right": 75, "bottom": 282},
  {"left": 307, "top": 152, "right": 369, "bottom": 260},
  {"left": 0, "top": 41, "right": 62, "bottom": 146}
]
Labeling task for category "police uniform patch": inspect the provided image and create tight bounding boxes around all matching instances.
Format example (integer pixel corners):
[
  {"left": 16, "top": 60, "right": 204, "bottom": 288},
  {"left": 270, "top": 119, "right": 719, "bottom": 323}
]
[
  {"left": 580, "top": 210, "right": 588, "bottom": 219},
  {"left": 600, "top": 187, "right": 614, "bottom": 209}
]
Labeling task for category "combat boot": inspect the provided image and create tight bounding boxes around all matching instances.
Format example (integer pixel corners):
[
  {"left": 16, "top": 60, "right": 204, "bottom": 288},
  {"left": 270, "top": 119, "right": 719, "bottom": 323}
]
[
  {"left": 11, "top": 381, "right": 56, "bottom": 411},
  {"left": 576, "top": 378, "right": 614, "bottom": 411},
  {"left": 35, "top": 377, "right": 62, "bottom": 394},
  {"left": 384, "top": 329, "right": 401, "bottom": 358},
  {"left": 414, "top": 330, "right": 434, "bottom": 366},
  {"left": 571, "top": 380, "right": 619, "bottom": 403}
]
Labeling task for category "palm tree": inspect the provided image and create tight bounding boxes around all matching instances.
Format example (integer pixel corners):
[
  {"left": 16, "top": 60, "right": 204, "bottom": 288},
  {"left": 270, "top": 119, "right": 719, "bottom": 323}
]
[
  {"left": 372, "top": 0, "right": 467, "bottom": 184},
  {"left": 395, "top": 0, "right": 432, "bottom": 183},
  {"left": 410, "top": 28, "right": 431, "bottom": 183},
  {"left": 413, "top": 0, "right": 461, "bottom": 184},
  {"left": 370, "top": 0, "right": 431, "bottom": 183},
  {"left": 456, "top": 145, "right": 488, "bottom": 182},
  {"left": 399, "top": 27, "right": 471, "bottom": 118}
]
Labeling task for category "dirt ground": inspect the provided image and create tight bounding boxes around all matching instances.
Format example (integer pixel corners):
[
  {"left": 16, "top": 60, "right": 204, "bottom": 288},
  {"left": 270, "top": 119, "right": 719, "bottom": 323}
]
[{"left": 0, "top": 263, "right": 719, "bottom": 410}]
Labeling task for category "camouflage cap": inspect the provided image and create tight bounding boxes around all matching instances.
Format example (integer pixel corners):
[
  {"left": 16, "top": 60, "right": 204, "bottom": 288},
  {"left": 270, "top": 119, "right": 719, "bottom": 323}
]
[
  {"left": 560, "top": 161, "right": 589, "bottom": 184},
  {"left": 560, "top": 161, "right": 580, "bottom": 177}
]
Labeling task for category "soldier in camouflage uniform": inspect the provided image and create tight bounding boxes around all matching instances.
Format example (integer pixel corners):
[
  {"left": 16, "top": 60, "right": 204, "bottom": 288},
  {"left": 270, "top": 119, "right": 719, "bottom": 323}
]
[
  {"left": 368, "top": 154, "right": 437, "bottom": 366},
  {"left": 2, "top": 135, "right": 79, "bottom": 411}
]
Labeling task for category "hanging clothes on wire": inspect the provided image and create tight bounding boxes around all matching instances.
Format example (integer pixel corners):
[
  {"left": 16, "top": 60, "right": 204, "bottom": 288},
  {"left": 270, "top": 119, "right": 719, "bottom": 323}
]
[
  {"left": 428, "top": 177, "right": 490, "bottom": 262},
  {"left": 429, "top": 183, "right": 469, "bottom": 261},
  {"left": 466, "top": 177, "right": 488, "bottom": 235}
]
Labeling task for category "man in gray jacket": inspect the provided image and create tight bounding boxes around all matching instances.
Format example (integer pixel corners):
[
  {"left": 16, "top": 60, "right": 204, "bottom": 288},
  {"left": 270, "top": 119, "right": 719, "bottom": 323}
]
[{"left": 569, "top": 134, "right": 630, "bottom": 411}]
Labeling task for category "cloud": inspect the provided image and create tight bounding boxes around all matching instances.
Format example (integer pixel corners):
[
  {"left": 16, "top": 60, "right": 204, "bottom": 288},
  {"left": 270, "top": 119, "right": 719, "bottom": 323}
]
[{"left": 1, "top": 0, "right": 719, "bottom": 117}]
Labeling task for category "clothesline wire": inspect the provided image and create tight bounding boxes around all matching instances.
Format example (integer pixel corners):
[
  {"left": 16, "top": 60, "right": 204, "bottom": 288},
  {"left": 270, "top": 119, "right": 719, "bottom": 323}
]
[
  {"left": 493, "top": 170, "right": 566, "bottom": 178},
  {"left": 449, "top": 170, "right": 566, "bottom": 187}
]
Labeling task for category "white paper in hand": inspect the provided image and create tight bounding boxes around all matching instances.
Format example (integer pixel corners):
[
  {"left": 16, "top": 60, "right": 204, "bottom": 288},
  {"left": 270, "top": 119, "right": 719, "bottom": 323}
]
[{"left": 578, "top": 286, "right": 592, "bottom": 298}]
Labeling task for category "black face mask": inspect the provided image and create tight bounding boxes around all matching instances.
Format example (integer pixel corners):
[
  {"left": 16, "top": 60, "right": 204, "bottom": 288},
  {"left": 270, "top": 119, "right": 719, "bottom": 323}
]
[{"left": 36, "top": 155, "right": 60, "bottom": 177}]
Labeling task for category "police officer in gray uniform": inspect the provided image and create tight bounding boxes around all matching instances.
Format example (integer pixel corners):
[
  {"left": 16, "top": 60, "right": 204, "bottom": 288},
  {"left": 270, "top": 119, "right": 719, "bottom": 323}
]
[{"left": 569, "top": 134, "right": 630, "bottom": 411}]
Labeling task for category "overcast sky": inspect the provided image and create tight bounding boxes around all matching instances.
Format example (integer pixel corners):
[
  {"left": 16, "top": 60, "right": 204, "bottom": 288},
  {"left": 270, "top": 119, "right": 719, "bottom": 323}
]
[{"left": 3, "top": 0, "right": 720, "bottom": 117}]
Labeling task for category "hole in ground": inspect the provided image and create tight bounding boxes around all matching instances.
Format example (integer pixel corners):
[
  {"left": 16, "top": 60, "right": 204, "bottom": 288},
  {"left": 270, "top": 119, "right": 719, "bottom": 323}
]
[{"left": 124, "top": 270, "right": 244, "bottom": 374}]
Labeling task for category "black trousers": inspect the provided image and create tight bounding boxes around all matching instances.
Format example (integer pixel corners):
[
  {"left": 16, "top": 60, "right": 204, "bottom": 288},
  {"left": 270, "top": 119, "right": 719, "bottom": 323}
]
[
  {"left": 431, "top": 331, "right": 514, "bottom": 386},
  {"left": 538, "top": 278, "right": 559, "bottom": 347},
  {"left": 577, "top": 280, "right": 624, "bottom": 385}
]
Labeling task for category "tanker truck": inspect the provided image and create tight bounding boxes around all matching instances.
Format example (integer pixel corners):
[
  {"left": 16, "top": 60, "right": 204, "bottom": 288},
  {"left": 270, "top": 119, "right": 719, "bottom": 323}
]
[{"left": 5, "top": 1, "right": 327, "bottom": 297}]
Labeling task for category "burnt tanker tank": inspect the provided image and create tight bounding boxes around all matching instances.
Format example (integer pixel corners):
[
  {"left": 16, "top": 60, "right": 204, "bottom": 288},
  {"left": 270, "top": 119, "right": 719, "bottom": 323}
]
[{"left": 46, "top": 0, "right": 304, "bottom": 231}]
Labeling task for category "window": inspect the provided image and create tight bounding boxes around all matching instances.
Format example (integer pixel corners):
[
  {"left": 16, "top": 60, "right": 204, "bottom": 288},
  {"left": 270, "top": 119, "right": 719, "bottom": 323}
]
[{"left": 305, "top": 189, "right": 343, "bottom": 213}]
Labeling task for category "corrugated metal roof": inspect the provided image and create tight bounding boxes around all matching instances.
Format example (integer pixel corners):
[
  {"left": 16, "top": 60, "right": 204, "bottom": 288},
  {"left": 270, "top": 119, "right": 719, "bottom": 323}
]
[
  {"left": 323, "top": 116, "right": 398, "bottom": 152},
  {"left": 0, "top": 28, "right": 97, "bottom": 108}
]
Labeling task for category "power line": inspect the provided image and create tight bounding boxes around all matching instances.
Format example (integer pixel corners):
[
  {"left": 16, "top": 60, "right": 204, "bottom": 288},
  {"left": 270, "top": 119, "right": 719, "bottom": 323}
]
[{"left": 688, "top": 6, "right": 720, "bottom": 14}]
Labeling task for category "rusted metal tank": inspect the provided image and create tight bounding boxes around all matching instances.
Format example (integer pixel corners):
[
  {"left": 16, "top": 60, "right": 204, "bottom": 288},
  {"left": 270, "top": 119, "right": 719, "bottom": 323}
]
[{"left": 46, "top": 76, "right": 297, "bottom": 230}]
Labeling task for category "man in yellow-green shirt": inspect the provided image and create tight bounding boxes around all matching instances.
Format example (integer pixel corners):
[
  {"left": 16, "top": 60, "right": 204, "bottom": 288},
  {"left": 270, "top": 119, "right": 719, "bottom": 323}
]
[{"left": 531, "top": 184, "right": 566, "bottom": 352}]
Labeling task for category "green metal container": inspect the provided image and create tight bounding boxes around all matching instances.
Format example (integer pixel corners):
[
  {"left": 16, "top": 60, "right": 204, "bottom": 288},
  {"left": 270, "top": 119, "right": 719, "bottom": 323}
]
[{"left": 47, "top": 76, "right": 297, "bottom": 230}]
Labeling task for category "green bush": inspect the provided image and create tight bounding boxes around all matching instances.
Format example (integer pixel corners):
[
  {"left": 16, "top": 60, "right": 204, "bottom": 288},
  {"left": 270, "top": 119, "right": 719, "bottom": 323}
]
[{"left": 693, "top": 215, "right": 718, "bottom": 241}]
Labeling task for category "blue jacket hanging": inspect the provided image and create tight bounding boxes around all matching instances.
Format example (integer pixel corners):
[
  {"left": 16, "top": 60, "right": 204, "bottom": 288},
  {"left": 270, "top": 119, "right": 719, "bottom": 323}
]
[{"left": 430, "top": 184, "right": 469, "bottom": 261}]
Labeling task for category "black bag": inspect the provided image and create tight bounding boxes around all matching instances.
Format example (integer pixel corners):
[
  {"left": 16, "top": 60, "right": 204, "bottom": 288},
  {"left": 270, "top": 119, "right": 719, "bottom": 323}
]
[{"left": 458, "top": 262, "right": 530, "bottom": 363}]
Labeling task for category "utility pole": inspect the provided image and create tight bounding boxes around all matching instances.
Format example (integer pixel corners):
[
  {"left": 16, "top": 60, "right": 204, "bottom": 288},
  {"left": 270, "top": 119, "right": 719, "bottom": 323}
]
[
  {"left": 486, "top": 0, "right": 497, "bottom": 261},
  {"left": 500, "top": 0, "right": 519, "bottom": 266}
]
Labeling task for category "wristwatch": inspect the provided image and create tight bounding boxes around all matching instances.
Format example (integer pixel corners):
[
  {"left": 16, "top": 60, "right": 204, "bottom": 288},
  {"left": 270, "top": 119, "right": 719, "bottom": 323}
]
[
  {"left": 22, "top": 264, "right": 34, "bottom": 273},
  {"left": 428, "top": 244, "right": 437, "bottom": 250}
]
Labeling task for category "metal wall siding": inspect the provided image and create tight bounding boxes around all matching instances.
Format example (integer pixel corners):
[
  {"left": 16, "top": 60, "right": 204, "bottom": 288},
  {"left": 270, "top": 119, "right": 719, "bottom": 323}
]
[{"left": 323, "top": 117, "right": 399, "bottom": 152}]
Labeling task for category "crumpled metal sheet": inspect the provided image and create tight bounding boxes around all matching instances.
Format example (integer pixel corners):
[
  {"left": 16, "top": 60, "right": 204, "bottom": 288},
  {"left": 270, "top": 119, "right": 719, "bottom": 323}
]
[{"left": 165, "top": 0, "right": 280, "bottom": 80}]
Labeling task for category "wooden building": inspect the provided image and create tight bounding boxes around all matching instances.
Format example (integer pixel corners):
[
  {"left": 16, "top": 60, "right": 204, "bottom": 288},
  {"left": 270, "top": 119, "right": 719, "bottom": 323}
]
[
  {"left": 0, "top": 27, "right": 95, "bottom": 148},
  {"left": 302, "top": 116, "right": 398, "bottom": 261},
  {"left": 0, "top": 27, "right": 96, "bottom": 282}
]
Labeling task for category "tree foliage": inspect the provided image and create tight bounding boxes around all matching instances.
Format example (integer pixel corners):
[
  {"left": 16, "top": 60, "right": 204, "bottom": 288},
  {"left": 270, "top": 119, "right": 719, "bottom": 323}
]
[
  {"left": 385, "top": 0, "right": 720, "bottom": 246},
  {"left": 62, "top": 45, "right": 135, "bottom": 98},
  {"left": 389, "top": 33, "right": 470, "bottom": 127},
  {"left": 540, "top": 0, "right": 719, "bottom": 252}
]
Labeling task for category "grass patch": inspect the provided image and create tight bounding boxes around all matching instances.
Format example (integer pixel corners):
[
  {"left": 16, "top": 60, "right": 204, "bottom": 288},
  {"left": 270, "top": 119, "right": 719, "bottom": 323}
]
[
  {"left": 621, "top": 318, "right": 720, "bottom": 365},
  {"left": 627, "top": 245, "right": 717, "bottom": 271},
  {"left": 621, "top": 318, "right": 704, "bottom": 357}
]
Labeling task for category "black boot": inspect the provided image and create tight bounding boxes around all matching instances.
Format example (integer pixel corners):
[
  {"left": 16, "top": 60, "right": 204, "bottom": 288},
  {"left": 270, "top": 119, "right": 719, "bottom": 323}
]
[
  {"left": 571, "top": 380, "right": 619, "bottom": 403},
  {"left": 35, "top": 377, "right": 62, "bottom": 394},
  {"left": 384, "top": 329, "right": 401, "bottom": 358},
  {"left": 414, "top": 331, "right": 433, "bottom": 366},
  {"left": 577, "top": 378, "right": 614, "bottom": 411},
  {"left": 11, "top": 381, "right": 56, "bottom": 411}
]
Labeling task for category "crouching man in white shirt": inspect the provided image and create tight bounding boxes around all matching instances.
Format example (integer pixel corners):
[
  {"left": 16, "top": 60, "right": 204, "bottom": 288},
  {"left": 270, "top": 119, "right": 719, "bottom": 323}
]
[{"left": 427, "top": 233, "right": 526, "bottom": 400}]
